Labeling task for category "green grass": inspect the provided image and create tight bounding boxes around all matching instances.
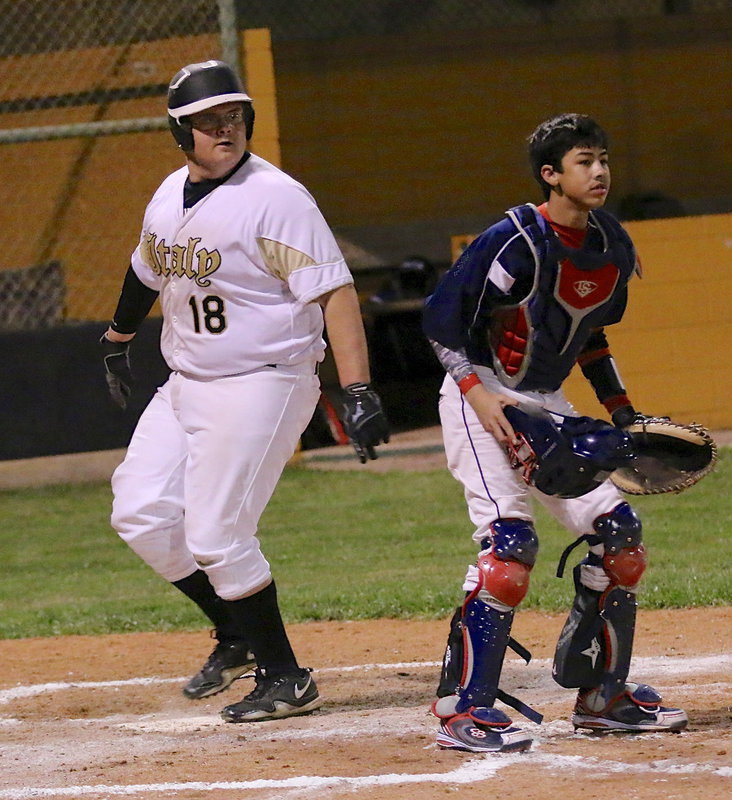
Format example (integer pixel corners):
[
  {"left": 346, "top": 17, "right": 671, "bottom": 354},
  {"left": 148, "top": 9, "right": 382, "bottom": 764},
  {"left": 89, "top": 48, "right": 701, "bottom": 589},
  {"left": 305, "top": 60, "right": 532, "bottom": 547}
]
[{"left": 1, "top": 450, "right": 729, "bottom": 639}]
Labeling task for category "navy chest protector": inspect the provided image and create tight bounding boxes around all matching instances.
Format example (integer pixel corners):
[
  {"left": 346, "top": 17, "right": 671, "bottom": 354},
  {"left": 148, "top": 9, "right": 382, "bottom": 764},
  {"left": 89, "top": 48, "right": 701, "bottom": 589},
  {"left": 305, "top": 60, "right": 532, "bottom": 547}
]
[{"left": 489, "top": 204, "right": 636, "bottom": 392}]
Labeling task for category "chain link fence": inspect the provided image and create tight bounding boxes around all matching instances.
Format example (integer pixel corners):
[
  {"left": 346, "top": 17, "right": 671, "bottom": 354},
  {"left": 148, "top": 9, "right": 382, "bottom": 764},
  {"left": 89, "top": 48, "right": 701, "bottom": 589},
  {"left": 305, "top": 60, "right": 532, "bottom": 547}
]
[
  {"left": 0, "top": 0, "right": 236, "bottom": 330},
  {"left": 0, "top": 0, "right": 729, "bottom": 330}
]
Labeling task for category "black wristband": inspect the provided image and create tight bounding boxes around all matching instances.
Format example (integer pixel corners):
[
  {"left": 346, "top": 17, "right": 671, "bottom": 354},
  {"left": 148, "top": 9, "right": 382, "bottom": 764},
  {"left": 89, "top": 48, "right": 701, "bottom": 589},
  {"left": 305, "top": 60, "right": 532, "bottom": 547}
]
[{"left": 343, "top": 382, "right": 372, "bottom": 395}]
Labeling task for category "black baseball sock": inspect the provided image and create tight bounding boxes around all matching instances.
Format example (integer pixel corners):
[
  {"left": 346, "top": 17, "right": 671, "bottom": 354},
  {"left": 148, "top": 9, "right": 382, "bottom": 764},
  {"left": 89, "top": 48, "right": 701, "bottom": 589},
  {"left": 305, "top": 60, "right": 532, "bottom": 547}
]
[
  {"left": 224, "top": 580, "right": 299, "bottom": 677},
  {"left": 172, "top": 569, "right": 240, "bottom": 639}
]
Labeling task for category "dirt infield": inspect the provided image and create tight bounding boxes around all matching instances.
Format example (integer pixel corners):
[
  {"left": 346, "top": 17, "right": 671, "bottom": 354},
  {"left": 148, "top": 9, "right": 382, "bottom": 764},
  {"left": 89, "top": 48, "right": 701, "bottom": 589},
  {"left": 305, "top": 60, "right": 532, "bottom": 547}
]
[
  {"left": 1, "top": 430, "right": 730, "bottom": 799},
  {"left": 1, "top": 608, "right": 730, "bottom": 800}
]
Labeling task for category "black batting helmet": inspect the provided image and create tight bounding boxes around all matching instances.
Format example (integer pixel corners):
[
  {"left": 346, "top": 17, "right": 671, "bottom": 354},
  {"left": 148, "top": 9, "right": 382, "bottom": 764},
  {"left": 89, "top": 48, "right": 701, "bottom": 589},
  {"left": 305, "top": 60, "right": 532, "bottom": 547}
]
[{"left": 167, "top": 60, "right": 254, "bottom": 151}]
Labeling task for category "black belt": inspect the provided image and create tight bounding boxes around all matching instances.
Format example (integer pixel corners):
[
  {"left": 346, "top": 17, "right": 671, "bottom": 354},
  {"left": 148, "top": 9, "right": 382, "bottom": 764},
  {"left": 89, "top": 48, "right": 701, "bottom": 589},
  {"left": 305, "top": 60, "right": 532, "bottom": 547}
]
[{"left": 267, "top": 363, "right": 320, "bottom": 375}]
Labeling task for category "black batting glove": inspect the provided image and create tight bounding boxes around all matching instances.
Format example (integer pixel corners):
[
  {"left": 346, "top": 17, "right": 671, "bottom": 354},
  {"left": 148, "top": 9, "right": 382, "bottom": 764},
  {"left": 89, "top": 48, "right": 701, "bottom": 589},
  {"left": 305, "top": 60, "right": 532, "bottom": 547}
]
[
  {"left": 100, "top": 333, "right": 133, "bottom": 410},
  {"left": 341, "top": 382, "right": 390, "bottom": 463}
]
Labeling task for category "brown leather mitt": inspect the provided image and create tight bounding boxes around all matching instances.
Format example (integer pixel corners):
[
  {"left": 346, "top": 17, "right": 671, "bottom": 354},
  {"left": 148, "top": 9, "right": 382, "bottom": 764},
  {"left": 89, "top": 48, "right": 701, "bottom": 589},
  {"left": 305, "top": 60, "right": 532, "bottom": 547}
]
[{"left": 610, "top": 418, "right": 718, "bottom": 495}]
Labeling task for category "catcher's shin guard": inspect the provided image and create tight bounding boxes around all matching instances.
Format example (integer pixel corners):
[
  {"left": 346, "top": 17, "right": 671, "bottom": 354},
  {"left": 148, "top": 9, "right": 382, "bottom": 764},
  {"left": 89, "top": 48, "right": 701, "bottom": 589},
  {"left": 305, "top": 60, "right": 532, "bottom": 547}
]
[
  {"left": 553, "top": 568, "right": 638, "bottom": 699},
  {"left": 434, "top": 520, "right": 542, "bottom": 724},
  {"left": 553, "top": 503, "right": 646, "bottom": 705},
  {"left": 456, "top": 595, "right": 514, "bottom": 713}
]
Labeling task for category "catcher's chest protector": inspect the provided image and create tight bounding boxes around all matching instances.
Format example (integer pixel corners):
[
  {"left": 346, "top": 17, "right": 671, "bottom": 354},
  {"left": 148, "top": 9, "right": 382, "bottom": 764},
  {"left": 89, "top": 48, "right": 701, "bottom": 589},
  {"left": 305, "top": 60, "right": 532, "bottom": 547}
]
[{"left": 490, "top": 204, "right": 636, "bottom": 391}]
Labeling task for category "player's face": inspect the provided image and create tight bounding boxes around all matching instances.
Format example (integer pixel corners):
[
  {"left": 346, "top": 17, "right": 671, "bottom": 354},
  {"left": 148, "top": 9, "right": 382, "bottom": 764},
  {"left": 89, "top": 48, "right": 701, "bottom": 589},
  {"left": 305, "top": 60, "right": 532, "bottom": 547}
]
[
  {"left": 186, "top": 102, "right": 249, "bottom": 180},
  {"left": 551, "top": 146, "right": 611, "bottom": 210}
]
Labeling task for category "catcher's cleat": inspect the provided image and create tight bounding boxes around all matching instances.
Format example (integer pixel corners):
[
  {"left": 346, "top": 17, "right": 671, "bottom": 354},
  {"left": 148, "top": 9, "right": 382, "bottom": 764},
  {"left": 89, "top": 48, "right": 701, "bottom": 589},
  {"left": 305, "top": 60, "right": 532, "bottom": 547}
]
[
  {"left": 221, "top": 667, "right": 322, "bottom": 723},
  {"left": 183, "top": 638, "right": 256, "bottom": 700},
  {"left": 435, "top": 706, "right": 533, "bottom": 753},
  {"left": 572, "top": 682, "right": 688, "bottom": 732}
]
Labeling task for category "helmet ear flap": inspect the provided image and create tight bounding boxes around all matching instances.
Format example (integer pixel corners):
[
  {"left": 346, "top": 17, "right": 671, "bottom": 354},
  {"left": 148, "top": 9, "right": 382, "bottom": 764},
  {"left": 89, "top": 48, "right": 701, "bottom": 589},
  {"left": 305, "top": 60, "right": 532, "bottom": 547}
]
[
  {"left": 168, "top": 114, "right": 194, "bottom": 151},
  {"left": 243, "top": 102, "right": 255, "bottom": 140}
]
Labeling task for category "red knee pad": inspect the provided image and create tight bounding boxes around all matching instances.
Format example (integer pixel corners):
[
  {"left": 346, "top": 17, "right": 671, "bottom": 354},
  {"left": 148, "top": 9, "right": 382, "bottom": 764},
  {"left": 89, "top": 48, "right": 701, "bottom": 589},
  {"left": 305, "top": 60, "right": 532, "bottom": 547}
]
[
  {"left": 477, "top": 551, "right": 532, "bottom": 607},
  {"left": 603, "top": 543, "right": 647, "bottom": 588}
]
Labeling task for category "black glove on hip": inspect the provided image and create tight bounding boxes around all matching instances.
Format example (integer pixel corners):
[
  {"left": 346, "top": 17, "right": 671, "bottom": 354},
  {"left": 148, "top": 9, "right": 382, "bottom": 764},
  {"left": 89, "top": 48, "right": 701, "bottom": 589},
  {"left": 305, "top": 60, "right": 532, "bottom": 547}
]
[{"left": 341, "top": 382, "right": 390, "bottom": 463}]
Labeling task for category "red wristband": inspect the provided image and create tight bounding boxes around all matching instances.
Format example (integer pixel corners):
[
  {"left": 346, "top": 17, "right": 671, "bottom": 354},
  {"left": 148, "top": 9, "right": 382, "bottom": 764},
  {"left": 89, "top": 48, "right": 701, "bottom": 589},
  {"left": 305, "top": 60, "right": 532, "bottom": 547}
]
[
  {"left": 458, "top": 373, "right": 481, "bottom": 394},
  {"left": 603, "top": 394, "right": 632, "bottom": 414}
]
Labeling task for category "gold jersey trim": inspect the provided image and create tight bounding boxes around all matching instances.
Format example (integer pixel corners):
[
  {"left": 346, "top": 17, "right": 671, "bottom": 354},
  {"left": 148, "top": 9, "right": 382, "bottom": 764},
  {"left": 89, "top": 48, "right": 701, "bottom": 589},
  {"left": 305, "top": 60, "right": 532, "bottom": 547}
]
[{"left": 256, "top": 237, "right": 317, "bottom": 281}]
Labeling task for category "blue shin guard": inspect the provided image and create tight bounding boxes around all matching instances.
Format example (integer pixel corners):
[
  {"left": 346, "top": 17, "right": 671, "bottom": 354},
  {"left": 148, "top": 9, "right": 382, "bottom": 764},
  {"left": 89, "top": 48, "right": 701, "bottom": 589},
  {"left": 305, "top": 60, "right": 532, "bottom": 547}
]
[
  {"left": 456, "top": 595, "right": 513, "bottom": 713},
  {"left": 431, "top": 592, "right": 541, "bottom": 725},
  {"left": 554, "top": 503, "right": 645, "bottom": 706},
  {"left": 433, "top": 594, "right": 537, "bottom": 752}
]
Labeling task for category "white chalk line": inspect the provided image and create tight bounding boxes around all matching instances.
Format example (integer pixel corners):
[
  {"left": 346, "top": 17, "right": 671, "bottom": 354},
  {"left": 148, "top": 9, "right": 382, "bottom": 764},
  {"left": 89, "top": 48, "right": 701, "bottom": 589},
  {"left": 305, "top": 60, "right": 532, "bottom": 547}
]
[
  {"left": 0, "top": 653, "right": 729, "bottom": 799},
  {"left": 0, "top": 751, "right": 728, "bottom": 799},
  {"left": 1, "top": 652, "right": 728, "bottom": 706}
]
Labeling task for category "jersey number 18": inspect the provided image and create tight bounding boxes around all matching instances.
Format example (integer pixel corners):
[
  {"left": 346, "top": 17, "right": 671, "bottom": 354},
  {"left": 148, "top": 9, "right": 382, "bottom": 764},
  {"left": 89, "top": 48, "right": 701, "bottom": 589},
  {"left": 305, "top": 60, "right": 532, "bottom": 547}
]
[{"left": 188, "top": 295, "right": 226, "bottom": 334}]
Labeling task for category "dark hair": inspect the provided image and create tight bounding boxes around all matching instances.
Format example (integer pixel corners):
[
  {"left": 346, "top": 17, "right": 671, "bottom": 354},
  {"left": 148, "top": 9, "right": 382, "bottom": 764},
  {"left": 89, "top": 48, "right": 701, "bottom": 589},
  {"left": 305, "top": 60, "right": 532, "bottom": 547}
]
[{"left": 528, "top": 114, "right": 608, "bottom": 199}]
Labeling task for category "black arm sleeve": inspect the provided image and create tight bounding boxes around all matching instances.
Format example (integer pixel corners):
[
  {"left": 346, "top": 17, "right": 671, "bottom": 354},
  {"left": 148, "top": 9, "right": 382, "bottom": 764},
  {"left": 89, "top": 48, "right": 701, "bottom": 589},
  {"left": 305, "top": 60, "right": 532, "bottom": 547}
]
[
  {"left": 577, "top": 328, "right": 633, "bottom": 417},
  {"left": 110, "top": 265, "right": 159, "bottom": 334}
]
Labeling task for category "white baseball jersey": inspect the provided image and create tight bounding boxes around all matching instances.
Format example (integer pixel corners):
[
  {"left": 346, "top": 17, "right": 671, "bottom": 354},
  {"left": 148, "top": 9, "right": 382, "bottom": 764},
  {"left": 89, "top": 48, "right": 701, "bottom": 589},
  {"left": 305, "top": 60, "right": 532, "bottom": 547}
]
[{"left": 130, "top": 153, "right": 353, "bottom": 378}]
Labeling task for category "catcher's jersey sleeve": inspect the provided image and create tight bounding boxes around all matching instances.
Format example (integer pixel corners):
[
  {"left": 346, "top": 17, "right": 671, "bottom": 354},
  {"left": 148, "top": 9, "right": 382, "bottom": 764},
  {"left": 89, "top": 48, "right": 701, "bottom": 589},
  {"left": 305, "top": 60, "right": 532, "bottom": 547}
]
[
  {"left": 423, "top": 219, "right": 533, "bottom": 352},
  {"left": 129, "top": 155, "right": 353, "bottom": 378}
]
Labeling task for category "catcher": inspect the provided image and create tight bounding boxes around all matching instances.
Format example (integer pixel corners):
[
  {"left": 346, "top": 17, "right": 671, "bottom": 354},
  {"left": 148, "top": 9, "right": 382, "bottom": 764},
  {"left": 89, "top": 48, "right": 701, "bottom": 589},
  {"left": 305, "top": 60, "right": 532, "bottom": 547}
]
[{"left": 422, "top": 113, "right": 716, "bottom": 753}]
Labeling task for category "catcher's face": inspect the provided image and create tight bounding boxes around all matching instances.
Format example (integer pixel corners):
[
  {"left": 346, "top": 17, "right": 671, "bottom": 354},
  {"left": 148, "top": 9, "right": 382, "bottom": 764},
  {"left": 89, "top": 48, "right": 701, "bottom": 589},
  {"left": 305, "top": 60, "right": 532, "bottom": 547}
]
[
  {"left": 186, "top": 101, "right": 248, "bottom": 180},
  {"left": 543, "top": 146, "right": 611, "bottom": 212}
]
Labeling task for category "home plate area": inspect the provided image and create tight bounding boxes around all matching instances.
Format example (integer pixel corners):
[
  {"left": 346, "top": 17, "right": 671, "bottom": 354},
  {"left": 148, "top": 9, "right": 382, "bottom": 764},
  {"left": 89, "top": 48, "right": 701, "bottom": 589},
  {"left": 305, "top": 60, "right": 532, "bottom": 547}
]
[{"left": 0, "top": 611, "right": 729, "bottom": 800}]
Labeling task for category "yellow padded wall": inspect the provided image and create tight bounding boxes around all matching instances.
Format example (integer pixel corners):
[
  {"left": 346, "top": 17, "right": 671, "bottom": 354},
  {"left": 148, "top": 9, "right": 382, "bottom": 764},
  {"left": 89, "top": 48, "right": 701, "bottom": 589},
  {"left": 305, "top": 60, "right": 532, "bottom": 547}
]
[
  {"left": 243, "top": 28, "right": 280, "bottom": 167},
  {"left": 275, "top": 15, "right": 731, "bottom": 231},
  {"left": 562, "top": 214, "right": 731, "bottom": 429}
]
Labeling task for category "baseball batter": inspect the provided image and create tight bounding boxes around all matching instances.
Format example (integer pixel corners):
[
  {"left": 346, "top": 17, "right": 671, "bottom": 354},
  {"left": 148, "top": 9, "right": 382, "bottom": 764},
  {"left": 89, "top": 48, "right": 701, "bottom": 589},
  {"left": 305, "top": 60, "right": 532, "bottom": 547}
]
[
  {"left": 100, "top": 60, "right": 389, "bottom": 723},
  {"left": 422, "top": 114, "right": 687, "bottom": 752}
]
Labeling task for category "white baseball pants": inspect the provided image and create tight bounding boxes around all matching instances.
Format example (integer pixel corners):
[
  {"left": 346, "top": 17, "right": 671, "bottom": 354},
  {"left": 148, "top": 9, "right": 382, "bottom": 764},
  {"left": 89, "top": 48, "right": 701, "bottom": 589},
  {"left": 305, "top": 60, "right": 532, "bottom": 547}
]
[{"left": 111, "top": 363, "right": 320, "bottom": 600}]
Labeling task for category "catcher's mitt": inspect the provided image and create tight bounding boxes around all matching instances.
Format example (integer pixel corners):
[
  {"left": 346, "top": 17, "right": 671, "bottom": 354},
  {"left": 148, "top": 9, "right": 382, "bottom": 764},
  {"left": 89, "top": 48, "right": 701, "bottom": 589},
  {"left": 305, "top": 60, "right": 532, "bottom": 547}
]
[{"left": 610, "top": 418, "right": 717, "bottom": 495}]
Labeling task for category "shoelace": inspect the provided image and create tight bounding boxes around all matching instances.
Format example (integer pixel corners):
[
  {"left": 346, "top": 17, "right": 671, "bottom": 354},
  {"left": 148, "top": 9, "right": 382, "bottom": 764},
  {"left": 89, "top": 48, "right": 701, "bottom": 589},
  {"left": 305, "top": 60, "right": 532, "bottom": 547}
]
[{"left": 244, "top": 672, "right": 291, "bottom": 700}]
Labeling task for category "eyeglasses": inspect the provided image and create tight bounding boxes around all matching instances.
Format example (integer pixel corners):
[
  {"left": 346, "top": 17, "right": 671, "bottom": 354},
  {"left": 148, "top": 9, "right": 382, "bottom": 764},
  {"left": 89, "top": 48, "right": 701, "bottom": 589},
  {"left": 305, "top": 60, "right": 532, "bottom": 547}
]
[{"left": 190, "top": 108, "right": 245, "bottom": 132}]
